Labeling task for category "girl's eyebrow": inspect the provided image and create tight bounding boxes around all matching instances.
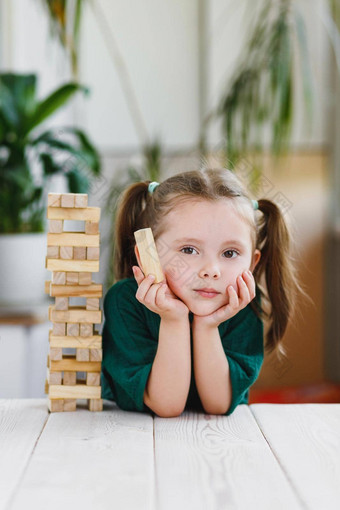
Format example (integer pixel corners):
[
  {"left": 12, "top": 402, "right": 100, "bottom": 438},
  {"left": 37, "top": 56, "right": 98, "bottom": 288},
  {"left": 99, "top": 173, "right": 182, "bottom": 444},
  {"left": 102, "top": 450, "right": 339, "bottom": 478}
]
[{"left": 174, "top": 237, "right": 247, "bottom": 249}]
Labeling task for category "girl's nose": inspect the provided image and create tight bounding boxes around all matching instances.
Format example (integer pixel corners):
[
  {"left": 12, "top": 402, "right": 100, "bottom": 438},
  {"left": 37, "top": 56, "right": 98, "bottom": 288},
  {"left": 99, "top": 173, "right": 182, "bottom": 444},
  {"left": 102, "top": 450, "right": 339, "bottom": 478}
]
[{"left": 198, "top": 263, "right": 221, "bottom": 279}]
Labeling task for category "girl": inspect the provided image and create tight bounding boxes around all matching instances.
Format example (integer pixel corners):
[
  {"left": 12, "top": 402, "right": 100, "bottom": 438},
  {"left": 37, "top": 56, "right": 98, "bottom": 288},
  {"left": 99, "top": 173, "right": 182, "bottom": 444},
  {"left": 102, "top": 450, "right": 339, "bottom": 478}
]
[{"left": 101, "top": 168, "right": 302, "bottom": 417}]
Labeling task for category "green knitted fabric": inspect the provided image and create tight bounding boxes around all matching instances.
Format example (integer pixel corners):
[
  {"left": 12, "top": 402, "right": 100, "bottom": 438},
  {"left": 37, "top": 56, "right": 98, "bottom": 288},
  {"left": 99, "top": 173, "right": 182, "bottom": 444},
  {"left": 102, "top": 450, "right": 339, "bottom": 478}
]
[{"left": 101, "top": 278, "right": 264, "bottom": 416}]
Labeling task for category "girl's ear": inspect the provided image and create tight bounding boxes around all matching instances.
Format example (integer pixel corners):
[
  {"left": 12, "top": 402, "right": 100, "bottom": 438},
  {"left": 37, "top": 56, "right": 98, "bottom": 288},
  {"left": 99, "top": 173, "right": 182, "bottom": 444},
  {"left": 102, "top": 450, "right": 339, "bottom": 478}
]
[{"left": 250, "top": 249, "right": 261, "bottom": 272}]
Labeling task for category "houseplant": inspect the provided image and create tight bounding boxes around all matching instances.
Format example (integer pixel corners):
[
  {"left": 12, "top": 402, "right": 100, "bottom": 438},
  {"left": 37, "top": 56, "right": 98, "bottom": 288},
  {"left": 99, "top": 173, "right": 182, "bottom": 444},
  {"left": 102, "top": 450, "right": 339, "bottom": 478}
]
[{"left": 0, "top": 72, "right": 101, "bottom": 306}]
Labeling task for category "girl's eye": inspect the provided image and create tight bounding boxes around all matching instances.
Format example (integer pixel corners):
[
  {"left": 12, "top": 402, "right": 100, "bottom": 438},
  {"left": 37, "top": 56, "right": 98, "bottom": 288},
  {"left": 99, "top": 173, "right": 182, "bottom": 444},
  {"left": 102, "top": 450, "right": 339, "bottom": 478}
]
[
  {"left": 180, "top": 246, "right": 198, "bottom": 255},
  {"left": 223, "top": 250, "right": 238, "bottom": 259}
]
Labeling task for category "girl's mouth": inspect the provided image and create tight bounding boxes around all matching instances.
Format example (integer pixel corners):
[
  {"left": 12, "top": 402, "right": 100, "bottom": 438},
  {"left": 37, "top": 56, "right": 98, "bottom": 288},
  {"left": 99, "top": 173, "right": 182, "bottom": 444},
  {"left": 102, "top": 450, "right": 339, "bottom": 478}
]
[{"left": 194, "top": 290, "right": 220, "bottom": 298}]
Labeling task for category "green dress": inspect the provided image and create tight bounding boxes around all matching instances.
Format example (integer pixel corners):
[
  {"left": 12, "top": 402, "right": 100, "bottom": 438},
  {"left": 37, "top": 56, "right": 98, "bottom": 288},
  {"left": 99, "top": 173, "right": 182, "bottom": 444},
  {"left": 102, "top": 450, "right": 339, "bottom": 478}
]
[{"left": 101, "top": 277, "right": 264, "bottom": 416}]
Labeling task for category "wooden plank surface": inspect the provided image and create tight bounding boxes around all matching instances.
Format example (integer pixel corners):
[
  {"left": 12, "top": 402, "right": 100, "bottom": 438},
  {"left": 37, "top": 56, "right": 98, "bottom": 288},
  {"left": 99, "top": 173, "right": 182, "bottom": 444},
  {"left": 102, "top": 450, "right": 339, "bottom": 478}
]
[
  {"left": 1, "top": 400, "right": 340, "bottom": 510},
  {"left": 47, "top": 206, "right": 100, "bottom": 221},
  {"left": 251, "top": 404, "right": 340, "bottom": 510},
  {"left": 154, "top": 405, "right": 302, "bottom": 510},
  {"left": 47, "top": 233, "right": 100, "bottom": 247},
  {"left": 0, "top": 400, "right": 48, "bottom": 509},
  {"left": 9, "top": 400, "right": 154, "bottom": 510},
  {"left": 46, "top": 259, "right": 99, "bottom": 273}
]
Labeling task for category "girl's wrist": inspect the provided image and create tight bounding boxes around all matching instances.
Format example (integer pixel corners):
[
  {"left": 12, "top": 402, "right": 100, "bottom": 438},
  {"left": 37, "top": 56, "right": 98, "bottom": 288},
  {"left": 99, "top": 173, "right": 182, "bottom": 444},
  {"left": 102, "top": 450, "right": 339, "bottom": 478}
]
[
  {"left": 160, "top": 312, "right": 189, "bottom": 325},
  {"left": 192, "top": 315, "right": 219, "bottom": 331}
]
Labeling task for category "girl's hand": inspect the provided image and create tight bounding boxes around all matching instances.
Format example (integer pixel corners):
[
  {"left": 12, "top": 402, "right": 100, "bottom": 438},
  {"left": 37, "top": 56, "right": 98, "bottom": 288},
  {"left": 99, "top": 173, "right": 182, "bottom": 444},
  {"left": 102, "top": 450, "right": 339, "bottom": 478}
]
[
  {"left": 132, "top": 265, "right": 189, "bottom": 322},
  {"left": 193, "top": 270, "right": 256, "bottom": 329}
]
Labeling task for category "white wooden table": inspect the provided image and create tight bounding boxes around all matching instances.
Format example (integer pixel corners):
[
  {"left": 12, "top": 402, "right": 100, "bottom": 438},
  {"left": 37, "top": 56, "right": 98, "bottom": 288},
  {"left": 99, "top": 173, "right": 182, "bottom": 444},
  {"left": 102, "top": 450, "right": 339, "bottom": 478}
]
[{"left": 1, "top": 400, "right": 340, "bottom": 510}]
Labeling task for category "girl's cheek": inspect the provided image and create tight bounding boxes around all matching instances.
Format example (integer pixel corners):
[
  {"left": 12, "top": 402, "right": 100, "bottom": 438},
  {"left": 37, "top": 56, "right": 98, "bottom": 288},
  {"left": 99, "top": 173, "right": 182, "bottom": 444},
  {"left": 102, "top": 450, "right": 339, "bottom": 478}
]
[{"left": 225, "top": 279, "right": 238, "bottom": 294}]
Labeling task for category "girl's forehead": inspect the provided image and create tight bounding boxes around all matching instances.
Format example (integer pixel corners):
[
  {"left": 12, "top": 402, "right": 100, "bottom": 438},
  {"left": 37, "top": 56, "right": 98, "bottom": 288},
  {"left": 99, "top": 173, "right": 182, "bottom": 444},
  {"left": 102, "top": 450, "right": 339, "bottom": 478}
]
[
  {"left": 166, "top": 198, "right": 243, "bottom": 222},
  {"left": 163, "top": 199, "right": 253, "bottom": 237}
]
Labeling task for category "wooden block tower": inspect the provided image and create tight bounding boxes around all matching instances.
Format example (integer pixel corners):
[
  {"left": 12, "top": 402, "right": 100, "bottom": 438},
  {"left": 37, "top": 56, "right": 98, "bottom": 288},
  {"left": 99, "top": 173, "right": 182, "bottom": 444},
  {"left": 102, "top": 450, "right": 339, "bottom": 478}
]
[{"left": 44, "top": 192, "right": 103, "bottom": 412}]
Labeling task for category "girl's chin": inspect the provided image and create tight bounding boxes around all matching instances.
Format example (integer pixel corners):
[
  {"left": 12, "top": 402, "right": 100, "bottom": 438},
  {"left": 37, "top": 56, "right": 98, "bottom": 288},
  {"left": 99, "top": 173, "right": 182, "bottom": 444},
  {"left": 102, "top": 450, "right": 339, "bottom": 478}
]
[{"left": 187, "top": 303, "right": 226, "bottom": 317}]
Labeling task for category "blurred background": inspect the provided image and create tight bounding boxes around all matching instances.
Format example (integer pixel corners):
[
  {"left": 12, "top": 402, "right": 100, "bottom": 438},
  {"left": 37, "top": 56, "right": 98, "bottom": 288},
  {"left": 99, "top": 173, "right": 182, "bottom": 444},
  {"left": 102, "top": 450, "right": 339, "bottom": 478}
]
[{"left": 0, "top": 0, "right": 339, "bottom": 404}]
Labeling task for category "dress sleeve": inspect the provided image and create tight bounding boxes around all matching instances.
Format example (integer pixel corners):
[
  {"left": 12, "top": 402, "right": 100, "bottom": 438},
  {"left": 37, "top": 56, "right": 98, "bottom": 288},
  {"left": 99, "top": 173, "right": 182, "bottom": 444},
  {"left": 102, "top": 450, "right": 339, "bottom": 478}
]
[
  {"left": 101, "top": 281, "right": 158, "bottom": 414},
  {"left": 219, "top": 304, "right": 264, "bottom": 416}
]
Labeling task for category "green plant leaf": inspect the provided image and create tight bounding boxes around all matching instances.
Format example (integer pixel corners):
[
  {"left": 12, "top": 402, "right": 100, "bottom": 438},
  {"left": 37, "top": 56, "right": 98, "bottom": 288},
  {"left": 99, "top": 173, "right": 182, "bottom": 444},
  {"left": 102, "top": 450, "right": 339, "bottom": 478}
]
[
  {"left": 61, "top": 127, "right": 101, "bottom": 175},
  {"left": 0, "top": 80, "right": 20, "bottom": 128},
  {"left": 0, "top": 73, "right": 37, "bottom": 129},
  {"left": 24, "top": 82, "right": 89, "bottom": 135},
  {"left": 66, "top": 167, "right": 90, "bottom": 193},
  {"left": 32, "top": 128, "right": 100, "bottom": 177},
  {"left": 40, "top": 152, "right": 61, "bottom": 176}
]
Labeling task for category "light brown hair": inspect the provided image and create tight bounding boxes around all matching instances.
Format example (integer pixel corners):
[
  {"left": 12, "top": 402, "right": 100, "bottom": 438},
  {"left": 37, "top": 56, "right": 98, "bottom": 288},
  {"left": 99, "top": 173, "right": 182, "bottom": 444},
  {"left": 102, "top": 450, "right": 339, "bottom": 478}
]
[{"left": 113, "top": 167, "right": 305, "bottom": 358}]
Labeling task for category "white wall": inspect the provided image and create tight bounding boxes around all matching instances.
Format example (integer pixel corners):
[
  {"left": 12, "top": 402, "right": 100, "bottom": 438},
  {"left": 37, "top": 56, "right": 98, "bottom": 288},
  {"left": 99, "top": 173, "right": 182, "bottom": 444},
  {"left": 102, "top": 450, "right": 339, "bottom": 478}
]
[
  {"left": 78, "top": 0, "right": 200, "bottom": 151},
  {"left": 0, "top": 0, "right": 332, "bottom": 154}
]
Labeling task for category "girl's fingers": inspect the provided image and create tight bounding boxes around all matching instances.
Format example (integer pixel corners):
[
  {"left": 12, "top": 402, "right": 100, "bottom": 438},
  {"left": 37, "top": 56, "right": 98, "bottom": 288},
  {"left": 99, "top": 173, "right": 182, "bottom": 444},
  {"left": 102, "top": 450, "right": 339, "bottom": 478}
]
[
  {"left": 132, "top": 265, "right": 144, "bottom": 284},
  {"left": 242, "top": 271, "right": 256, "bottom": 300},
  {"left": 228, "top": 285, "right": 239, "bottom": 308},
  {"left": 155, "top": 283, "right": 167, "bottom": 307},
  {"left": 134, "top": 268, "right": 155, "bottom": 299},
  {"left": 237, "top": 274, "right": 250, "bottom": 304}
]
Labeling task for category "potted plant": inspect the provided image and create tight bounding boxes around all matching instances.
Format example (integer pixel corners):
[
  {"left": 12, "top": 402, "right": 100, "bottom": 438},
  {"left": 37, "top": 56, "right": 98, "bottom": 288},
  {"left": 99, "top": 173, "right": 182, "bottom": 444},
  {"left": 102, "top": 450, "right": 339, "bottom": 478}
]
[{"left": 0, "top": 72, "right": 101, "bottom": 307}]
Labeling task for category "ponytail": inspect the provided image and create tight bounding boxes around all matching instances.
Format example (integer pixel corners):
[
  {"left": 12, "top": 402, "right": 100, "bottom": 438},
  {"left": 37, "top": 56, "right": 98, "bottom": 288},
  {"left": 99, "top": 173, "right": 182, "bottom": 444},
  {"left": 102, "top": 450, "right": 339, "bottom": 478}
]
[
  {"left": 253, "top": 198, "right": 303, "bottom": 358},
  {"left": 113, "top": 181, "right": 150, "bottom": 283}
]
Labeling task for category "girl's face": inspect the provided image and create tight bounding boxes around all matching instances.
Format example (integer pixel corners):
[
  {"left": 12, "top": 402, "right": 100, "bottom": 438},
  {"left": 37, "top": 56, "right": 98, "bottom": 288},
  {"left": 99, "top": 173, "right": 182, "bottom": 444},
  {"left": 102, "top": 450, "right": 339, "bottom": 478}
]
[{"left": 154, "top": 199, "right": 261, "bottom": 317}]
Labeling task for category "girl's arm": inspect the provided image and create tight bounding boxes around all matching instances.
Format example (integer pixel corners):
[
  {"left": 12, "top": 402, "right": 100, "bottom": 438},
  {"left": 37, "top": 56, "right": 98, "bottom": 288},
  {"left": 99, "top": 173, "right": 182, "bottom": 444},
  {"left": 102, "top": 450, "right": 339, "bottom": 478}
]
[
  {"left": 133, "top": 266, "right": 191, "bottom": 417},
  {"left": 144, "top": 315, "right": 191, "bottom": 417},
  {"left": 192, "top": 321, "right": 232, "bottom": 415},
  {"left": 192, "top": 271, "right": 257, "bottom": 414}
]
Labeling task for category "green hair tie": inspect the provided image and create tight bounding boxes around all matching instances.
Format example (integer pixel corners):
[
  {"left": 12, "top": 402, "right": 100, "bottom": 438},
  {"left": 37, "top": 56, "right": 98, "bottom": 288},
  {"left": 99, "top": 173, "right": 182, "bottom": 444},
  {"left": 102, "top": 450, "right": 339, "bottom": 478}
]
[
  {"left": 148, "top": 181, "right": 160, "bottom": 194},
  {"left": 252, "top": 199, "right": 259, "bottom": 210}
]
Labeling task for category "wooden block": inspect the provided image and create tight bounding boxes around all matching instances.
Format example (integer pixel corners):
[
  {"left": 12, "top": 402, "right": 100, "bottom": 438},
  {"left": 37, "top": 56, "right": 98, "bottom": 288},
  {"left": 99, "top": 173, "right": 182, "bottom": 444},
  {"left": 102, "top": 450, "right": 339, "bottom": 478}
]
[
  {"left": 46, "top": 259, "right": 99, "bottom": 273},
  {"left": 60, "top": 246, "right": 73, "bottom": 260},
  {"left": 88, "top": 399, "right": 103, "bottom": 412},
  {"left": 67, "top": 323, "right": 80, "bottom": 336},
  {"left": 79, "top": 272, "right": 92, "bottom": 285},
  {"left": 49, "top": 220, "right": 63, "bottom": 233},
  {"left": 55, "top": 297, "right": 68, "bottom": 310},
  {"left": 63, "top": 399, "right": 77, "bottom": 412},
  {"left": 47, "top": 206, "right": 99, "bottom": 221},
  {"left": 49, "top": 332, "right": 102, "bottom": 349},
  {"left": 52, "top": 272, "right": 66, "bottom": 285},
  {"left": 61, "top": 193, "right": 75, "bottom": 208},
  {"left": 73, "top": 247, "right": 86, "bottom": 260},
  {"left": 134, "top": 228, "right": 165, "bottom": 283},
  {"left": 76, "top": 348, "right": 90, "bottom": 361},
  {"left": 85, "top": 221, "right": 99, "bottom": 234},
  {"left": 87, "top": 247, "right": 99, "bottom": 260},
  {"left": 48, "top": 399, "right": 64, "bottom": 412},
  {"left": 49, "top": 306, "right": 101, "bottom": 324},
  {"left": 66, "top": 272, "right": 78, "bottom": 284},
  {"left": 47, "top": 369, "right": 62, "bottom": 385},
  {"left": 80, "top": 323, "right": 93, "bottom": 337},
  {"left": 45, "top": 379, "right": 49, "bottom": 394},
  {"left": 74, "top": 194, "right": 88, "bottom": 208},
  {"left": 47, "top": 246, "right": 59, "bottom": 259},
  {"left": 49, "top": 384, "right": 101, "bottom": 399},
  {"left": 89, "top": 348, "right": 102, "bottom": 362},
  {"left": 48, "top": 193, "right": 61, "bottom": 207},
  {"left": 48, "top": 232, "right": 99, "bottom": 247},
  {"left": 86, "top": 372, "right": 100, "bottom": 386},
  {"left": 50, "top": 356, "right": 101, "bottom": 373},
  {"left": 86, "top": 298, "right": 99, "bottom": 311},
  {"left": 63, "top": 371, "right": 76, "bottom": 385},
  {"left": 49, "top": 283, "right": 102, "bottom": 298},
  {"left": 45, "top": 281, "right": 51, "bottom": 294},
  {"left": 52, "top": 322, "right": 66, "bottom": 336},
  {"left": 50, "top": 347, "right": 63, "bottom": 360}
]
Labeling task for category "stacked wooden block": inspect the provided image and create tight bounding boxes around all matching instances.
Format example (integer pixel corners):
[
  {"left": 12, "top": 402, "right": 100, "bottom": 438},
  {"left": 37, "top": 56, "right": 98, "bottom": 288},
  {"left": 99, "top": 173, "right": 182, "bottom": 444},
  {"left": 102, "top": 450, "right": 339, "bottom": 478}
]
[{"left": 45, "top": 192, "right": 103, "bottom": 412}]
